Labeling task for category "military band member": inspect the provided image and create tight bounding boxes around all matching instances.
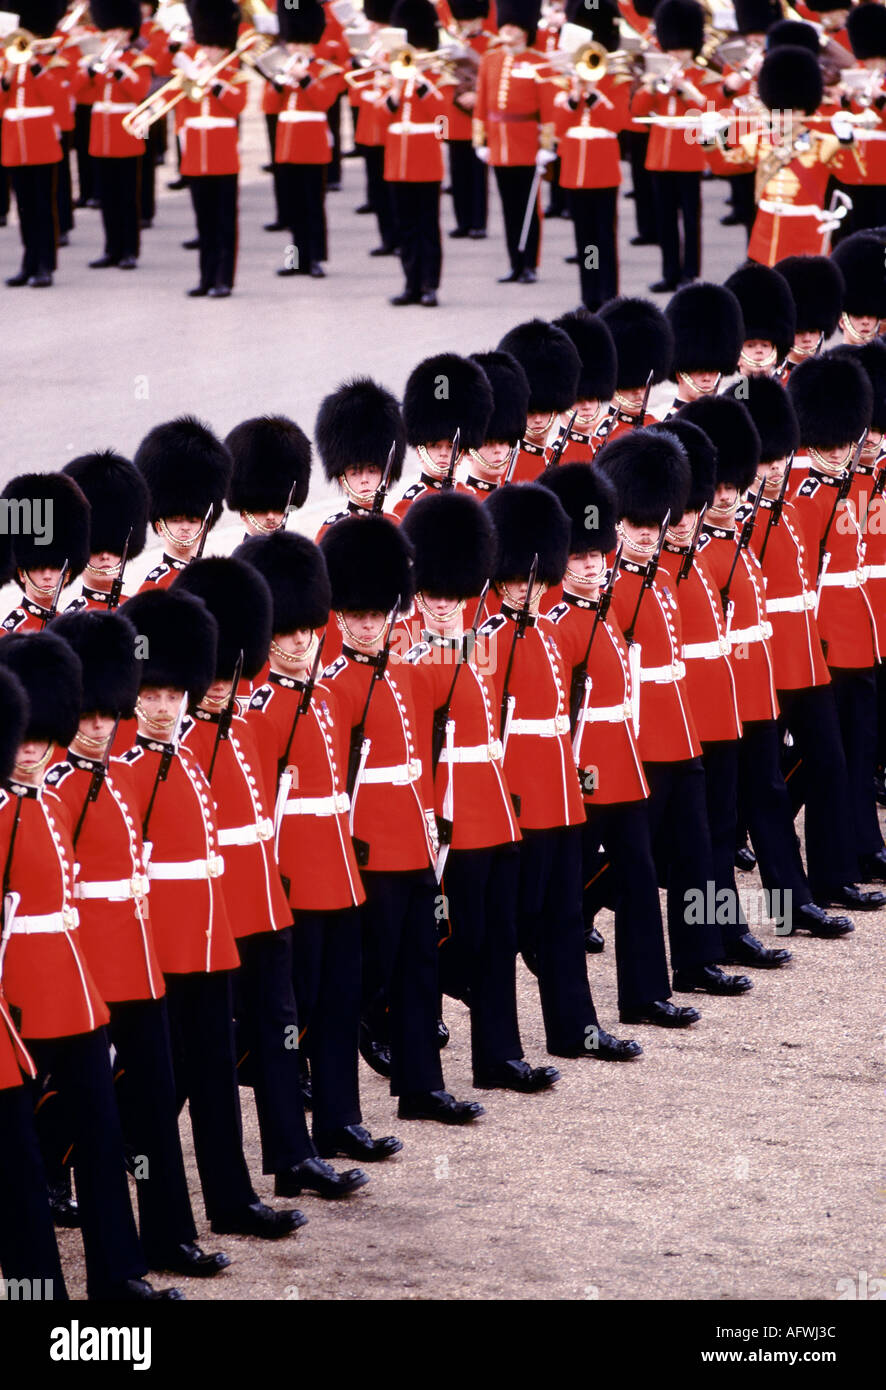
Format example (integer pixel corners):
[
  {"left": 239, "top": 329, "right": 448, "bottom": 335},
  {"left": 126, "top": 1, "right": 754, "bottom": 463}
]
[
  {"left": 497, "top": 317, "right": 581, "bottom": 481},
  {"left": 596, "top": 295, "right": 673, "bottom": 440},
  {"left": 838, "top": 3, "right": 886, "bottom": 234},
  {"left": 774, "top": 253, "right": 845, "bottom": 383},
  {"left": 460, "top": 348, "right": 531, "bottom": 496},
  {"left": 547, "top": 310, "right": 618, "bottom": 465},
  {"left": 61, "top": 449, "right": 150, "bottom": 610},
  {"left": 314, "top": 376, "right": 406, "bottom": 536},
  {"left": 830, "top": 231, "right": 886, "bottom": 346},
  {"left": 442, "top": 0, "right": 489, "bottom": 241},
  {"left": 393, "top": 351, "right": 493, "bottom": 515},
  {"left": 225, "top": 414, "right": 312, "bottom": 538},
  {"left": 663, "top": 281, "right": 744, "bottom": 412},
  {"left": 134, "top": 414, "right": 232, "bottom": 590},
  {"left": 0, "top": 472, "right": 90, "bottom": 634},
  {"left": 353, "top": 1, "right": 400, "bottom": 258},
  {"left": 724, "top": 260, "right": 797, "bottom": 376}
]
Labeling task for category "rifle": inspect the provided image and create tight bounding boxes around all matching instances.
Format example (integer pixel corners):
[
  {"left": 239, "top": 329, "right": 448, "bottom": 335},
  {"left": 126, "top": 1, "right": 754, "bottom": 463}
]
[
  {"left": 758, "top": 453, "right": 794, "bottom": 565},
  {"left": 633, "top": 368, "right": 654, "bottom": 429},
  {"left": 499, "top": 553, "right": 538, "bottom": 741},
  {"left": 279, "top": 631, "right": 327, "bottom": 778},
  {"left": 279, "top": 478, "right": 299, "bottom": 531},
  {"left": 346, "top": 598, "right": 400, "bottom": 864},
  {"left": 503, "top": 442, "right": 519, "bottom": 485},
  {"left": 0, "top": 793, "right": 23, "bottom": 983},
  {"left": 817, "top": 428, "right": 868, "bottom": 586},
  {"left": 676, "top": 504, "right": 708, "bottom": 585},
  {"left": 859, "top": 462, "right": 886, "bottom": 535},
  {"left": 72, "top": 713, "right": 122, "bottom": 847},
  {"left": 431, "top": 579, "right": 490, "bottom": 773},
  {"left": 441, "top": 427, "right": 461, "bottom": 492},
  {"left": 141, "top": 692, "right": 188, "bottom": 842},
  {"left": 194, "top": 503, "right": 214, "bottom": 561},
  {"left": 721, "top": 486, "right": 764, "bottom": 612},
  {"left": 371, "top": 441, "right": 397, "bottom": 514},
  {"left": 41, "top": 560, "right": 69, "bottom": 629},
  {"left": 623, "top": 513, "right": 669, "bottom": 645},
  {"left": 568, "top": 541, "right": 623, "bottom": 733},
  {"left": 107, "top": 529, "right": 132, "bottom": 611},
  {"left": 545, "top": 409, "right": 577, "bottom": 469},
  {"left": 206, "top": 649, "right": 244, "bottom": 785}
]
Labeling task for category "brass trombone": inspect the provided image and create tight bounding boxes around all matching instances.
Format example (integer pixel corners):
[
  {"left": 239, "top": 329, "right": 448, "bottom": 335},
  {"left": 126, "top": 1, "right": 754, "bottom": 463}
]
[{"left": 122, "top": 29, "right": 270, "bottom": 137}]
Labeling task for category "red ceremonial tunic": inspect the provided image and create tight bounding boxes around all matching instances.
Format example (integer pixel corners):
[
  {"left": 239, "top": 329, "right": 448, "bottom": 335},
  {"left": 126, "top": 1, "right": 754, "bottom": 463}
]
[
  {"left": 178, "top": 59, "right": 246, "bottom": 177},
  {"left": 0, "top": 62, "right": 63, "bottom": 167},
  {"left": 137, "top": 554, "right": 189, "bottom": 592},
  {"left": 0, "top": 987, "right": 35, "bottom": 1091},
  {"left": 554, "top": 73, "right": 628, "bottom": 189},
  {"left": 659, "top": 545, "right": 741, "bottom": 742},
  {"left": 474, "top": 47, "right": 548, "bottom": 166},
  {"left": 384, "top": 73, "right": 446, "bottom": 182},
  {"left": 698, "top": 522, "right": 779, "bottom": 720},
  {"left": 857, "top": 459, "right": 886, "bottom": 653},
  {"left": 80, "top": 53, "right": 150, "bottom": 158},
  {"left": 744, "top": 489, "right": 831, "bottom": 691},
  {"left": 274, "top": 61, "right": 343, "bottom": 165},
  {"left": 630, "top": 65, "right": 711, "bottom": 173},
  {"left": 1, "top": 595, "right": 53, "bottom": 635}
]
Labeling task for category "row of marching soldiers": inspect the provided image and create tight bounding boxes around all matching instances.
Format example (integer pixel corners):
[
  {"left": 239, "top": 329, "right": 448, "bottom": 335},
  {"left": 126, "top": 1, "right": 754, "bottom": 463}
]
[{"left": 3, "top": 267, "right": 886, "bottom": 1299}]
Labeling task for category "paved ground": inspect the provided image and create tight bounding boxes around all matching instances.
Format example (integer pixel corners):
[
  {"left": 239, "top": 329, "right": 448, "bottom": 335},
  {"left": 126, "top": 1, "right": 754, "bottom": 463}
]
[{"left": 3, "top": 83, "right": 885, "bottom": 1303}]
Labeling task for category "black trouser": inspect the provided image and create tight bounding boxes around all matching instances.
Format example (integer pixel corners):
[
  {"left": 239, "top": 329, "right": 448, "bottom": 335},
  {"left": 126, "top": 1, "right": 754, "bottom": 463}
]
[
  {"left": 494, "top": 163, "right": 540, "bottom": 274},
  {"left": 28, "top": 1028, "right": 145, "bottom": 1298},
  {"left": 829, "top": 666, "right": 885, "bottom": 858},
  {"left": 643, "top": 757, "right": 726, "bottom": 971},
  {"left": 328, "top": 92, "right": 342, "bottom": 184},
  {"left": 0, "top": 166, "right": 9, "bottom": 219},
  {"left": 778, "top": 683, "right": 860, "bottom": 899},
  {"left": 108, "top": 996, "right": 198, "bottom": 1264},
  {"left": 842, "top": 182, "right": 886, "bottom": 235},
  {"left": 738, "top": 719, "right": 813, "bottom": 924},
  {"left": 583, "top": 800, "right": 671, "bottom": 1010},
  {"left": 448, "top": 139, "right": 487, "bottom": 233},
  {"left": 361, "top": 868, "right": 444, "bottom": 1097},
  {"left": 277, "top": 162, "right": 327, "bottom": 269},
  {"left": 189, "top": 173, "right": 237, "bottom": 290},
  {"left": 701, "top": 739, "right": 750, "bottom": 943},
  {"left": 569, "top": 186, "right": 618, "bottom": 310},
  {"left": 651, "top": 169, "right": 700, "bottom": 285},
  {"left": 164, "top": 970, "right": 257, "bottom": 1222},
  {"left": 517, "top": 825, "right": 599, "bottom": 1055},
  {"left": 291, "top": 907, "right": 362, "bottom": 1136},
  {"left": 234, "top": 928, "right": 314, "bottom": 1174},
  {"left": 10, "top": 163, "right": 57, "bottom": 278},
  {"left": 440, "top": 843, "right": 523, "bottom": 1076},
  {"left": 95, "top": 154, "right": 141, "bottom": 262},
  {"left": 0, "top": 1084, "right": 67, "bottom": 1298},
  {"left": 728, "top": 171, "right": 755, "bottom": 232},
  {"left": 545, "top": 154, "right": 566, "bottom": 215},
  {"left": 57, "top": 129, "right": 74, "bottom": 235},
  {"left": 141, "top": 121, "right": 163, "bottom": 221},
  {"left": 625, "top": 131, "right": 657, "bottom": 241},
  {"left": 390, "top": 180, "right": 441, "bottom": 295},
  {"left": 364, "top": 144, "right": 399, "bottom": 249},
  {"left": 264, "top": 112, "right": 283, "bottom": 222},
  {"left": 74, "top": 102, "right": 94, "bottom": 202},
  {"left": 877, "top": 664, "right": 886, "bottom": 771}
]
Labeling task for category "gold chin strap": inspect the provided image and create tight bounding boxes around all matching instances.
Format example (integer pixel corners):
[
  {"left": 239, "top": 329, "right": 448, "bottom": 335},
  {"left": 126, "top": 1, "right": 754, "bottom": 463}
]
[
  {"left": 243, "top": 511, "right": 283, "bottom": 534},
  {"left": 338, "top": 612, "right": 388, "bottom": 651},
  {"left": 84, "top": 559, "right": 121, "bottom": 577},
  {"left": 739, "top": 346, "right": 777, "bottom": 372},
  {"left": 74, "top": 728, "right": 112, "bottom": 753},
  {"left": 526, "top": 412, "right": 555, "bottom": 440},
  {"left": 840, "top": 312, "right": 877, "bottom": 345},
  {"left": 564, "top": 562, "right": 602, "bottom": 587},
  {"left": 14, "top": 742, "right": 55, "bottom": 774},
  {"left": 416, "top": 593, "right": 464, "bottom": 622},
  {"left": 808, "top": 446, "right": 850, "bottom": 476},
  {"left": 340, "top": 475, "right": 376, "bottom": 508},
  {"left": 678, "top": 371, "right": 719, "bottom": 396},
  {"left": 23, "top": 571, "right": 62, "bottom": 597},
  {"left": 157, "top": 516, "right": 207, "bottom": 551},
  {"left": 468, "top": 447, "right": 508, "bottom": 473},
  {"left": 615, "top": 521, "right": 657, "bottom": 558},
  {"left": 417, "top": 445, "right": 450, "bottom": 477},
  {"left": 612, "top": 391, "right": 643, "bottom": 415},
  {"left": 270, "top": 633, "right": 316, "bottom": 667},
  {"left": 135, "top": 698, "right": 177, "bottom": 735},
  {"left": 502, "top": 581, "right": 542, "bottom": 612}
]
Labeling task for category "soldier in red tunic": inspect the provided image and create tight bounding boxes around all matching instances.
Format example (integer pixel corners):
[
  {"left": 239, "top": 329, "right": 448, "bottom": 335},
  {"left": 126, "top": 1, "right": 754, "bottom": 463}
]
[
  {"left": 442, "top": 0, "right": 489, "bottom": 240},
  {"left": 497, "top": 318, "right": 581, "bottom": 480},
  {"left": 662, "top": 281, "right": 744, "bottom": 414},
  {"left": 61, "top": 449, "right": 150, "bottom": 611},
  {"left": 393, "top": 352, "right": 493, "bottom": 515},
  {"left": 0, "top": 472, "right": 90, "bottom": 635},
  {"left": 134, "top": 414, "right": 232, "bottom": 590},
  {"left": 225, "top": 414, "right": 313, "bottom": 539},
  {"left": 595, "top": 296, "right": 673, "bottom": 440},
  {"left": 831, "top": 232, "right": 886, "bottom": 347},
  {"left": 458, "top": 348, "right": 530, "bottom": 496},
  {"left": 839, "top": 3, "right": 886, "bottom": 233},
  {"left": 774, "top": 254, "right": 845, "bottom": 384},
  {"left": 314, "top": 376, "right": 406, "bottom": 535},
  {"left": 546, "top": 310, "right": 618, "bottom": 465},
  {"left": 724, "top": 260, "right": 797, "bottom": 377}
]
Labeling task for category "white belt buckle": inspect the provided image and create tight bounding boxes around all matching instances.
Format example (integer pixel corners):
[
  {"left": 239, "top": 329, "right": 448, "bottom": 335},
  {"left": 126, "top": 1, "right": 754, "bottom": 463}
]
[
  {"left": 61, "top": 905, "right": 78, "bottom": 930},
  {"left": 257, "top": 817, "right": 274, "bottom": 842},
  {"left": 208, "top": 854, "right": 224, "bottom": 878}
]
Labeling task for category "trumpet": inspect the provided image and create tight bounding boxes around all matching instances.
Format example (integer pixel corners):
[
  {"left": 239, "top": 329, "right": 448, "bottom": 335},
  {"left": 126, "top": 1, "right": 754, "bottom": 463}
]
[
  {"left": 243, "top": 44, "right": 344, "bottom": 87},
  {"left": 79, "top": 36, "right": 125, "bottom": 76},
  {"left": 122, "top": 29, "right": 270, "bottom": 137}
]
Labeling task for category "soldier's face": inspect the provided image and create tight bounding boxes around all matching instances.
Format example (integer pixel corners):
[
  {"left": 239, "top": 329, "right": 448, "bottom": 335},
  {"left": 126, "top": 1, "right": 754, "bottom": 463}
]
[
  {"left": 423, "top": 440, "right": 457, "bottom": 472},
  {"left": 159, "top": 516, "right": 204, "bottom": 547},
  {"left": 816, "top": 444, "right": 853, "bottom": 470},
  {"left": 137, "top": 686, "right": 184, "bottom": 733},
  {"left": 617, "top": 387, "right": 646, "bottom": 411},
  {"left": 686, "top": 372, "right": 719, "bottom": 396},
  {"left": 74, "top": 714, "right": 116, "bottom": 751},
  {"left": 526, "top": 411, "right": 555, "bottom": 437},
  {"left": 22, "top": 566, "right": 64, "bottom": 600},
  {"left": 343, "top": 464, "right": 382, "bottom": 501},
  {"left": 741, "top": 341, "right": 775, "bottom": 373},
  {"left": 502, "top": 577, "right": 546, "bottom": 608},
  {"left": 14, "top": 739, "right": 54, "bottom": 782},
  {"left": 793, "top": 331, "right": 820, "bottom": 356},
  {"left": 88, "top": 551, "right": 122, "bottom": 577},
  {"left": 668, "top": 511, "right": 697, "bottom": 545},
  {"left": 474, "top": 441, "right": 511, "bottom": 478},
  {"left": 573, "top": 398, "right": 601, "bottom": 425},
  {"left": 498, "top": 24, "right": 527, "bottom": 48},
  {"left": 205, "top": 678, "right": 234, "bottom": 705},
  {"left": 757, "top": 458, "right": 787, "bottom": 494},
  {"left": 566, "top": 551, "right": 606, "bottom": 587},
  {"left": 243, "top": 510, "right": 284, "bottom": 535},
  {"left": 620, "top": 520, "right": 659, "bottom": 556},
  {"left": 341, "top": 610, "right": 388, "bottom": 647},
  {"left": 421, "top": 593, "right": 463, "bottom": 621},
  {"left": 843, "top": 314, "right": 879, "bottom": 341},
  {"left": 714, "top": 483, "right": 739, "bottom": 510}
]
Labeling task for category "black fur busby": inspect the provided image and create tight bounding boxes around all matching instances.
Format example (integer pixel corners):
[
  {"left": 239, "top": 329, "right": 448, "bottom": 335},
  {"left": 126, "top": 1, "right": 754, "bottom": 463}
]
[
  {"left": 187, "top": 0, "right": 239, "bottom": 48},
  {"left": 278, "top": 0, "right": 326, "bottom": 44},
  {"left": 804, "top": 0, "right": 848, "bottom": 11},
  {"left": 403, "top": 353, "right": 494, "bottom": 451},
  {"left": 831, "top": 340, "right": 886, "bottom": 434},
  {"left": 320, "top": 515, "right": 415, "bottom": 614},
  {"left": 62, "top": 450, "right": 150, "bottom": 559},
  {"left": 172, "top": 557, "right": 272, "bottom": 682},
  {"left": 391, "top": 0, "right": 439, "bottom": 49},
  {"left": 565, "top": 0, "right": 620, "bottom": 50},
  {"left": 0, "top": 633, "right": 82, "bottom": 748},
  {"left": 497, "top": 320, "right": 582, "bottom": 416},
  {"left": 723, "top": 373, "right": 800, "bottom": 463},
  {"left": 598, "top": 297, "right": 674, "bottom": 390},
  {"left": 122, "top": 588, "right": 218, "bottom": 702},
  {"left": 724, "top": 262, "right": 796, "bottom": 361},
  {"left": 364, "top": 0, "right": 396, "bottom": 20},
  {"left": 468, "top": 350, "right": 530, "bottom": 445},
  {"left": 665, "top": 282, "right": 744, "bottom": 378},
  {"left": 315, "top": 377, "right": 406, "bottom": 484},
  {"left": 775, "top": 254, "right": 844, "bottom": 337},
  {"left": 0, "top": 530, "right": 13, "bottom": 588},
  {"left": 595, "top": 428, "right": 690, "bottom": 527},
  {"left": 677, "top": 395, "right": 762, "bottom": 491},
  {"left": 134, "top": 415, "right": 232, "bottom": 527},
  {"left": 50, "top": 610, "right": 140, "bottom": 718},
  {"left": 552, "top": 310, "right": 618, "bottom": 403},
  {"left": 90, "top": 0, "right": 140, "bottom": 31},
  {"left": 787, "top": 353, "right": 873, "bottom": 450},
  {"left": 654, "top": 0, "right": 704, "bottom": 54},
  {"left": 830, "top": 232, "right": 886, "bottom": 319},
  {"left": 449, "top": 0, "right": 489, "bottom": 19},
  {"left": 733, "top": 0, "right": 780, "bottom": 35},
  {"left": 225, "top": 415, "right": 311, "bottom": 515},
  {"left": 495, "top": 0, "right": 541, "bottom": 44},
  {"left": 649, "top": 418, "right": 716, "bottom": 513},
  {"left": 1, "top": 472, "right": 91, "bottom": 583},
  {"left": 17, "top": 1, "right": 66, "bottom": 37},
  {"left": 758, "top": 45, "right": 823, "bottom": 114},
  {"left": 234, "top": 532, "right": 331, "bottom": 634},
  {"left": 399, "top": 490, "right": 495, "bottom": 599},
  {"left": 765, "top": 19, "right": 819, "bottom": 54},
  {"left": 537, "top": 462, "right": 619, "bottom": 555},
  {"left": 484, "top": 483, "right": 570, "bottom": 587},
  {"left": 848, "top": 3, "right": 886, "bottom": 60},
  {"left": 0, "top": 667, "right": 28, "bottom": 783}
]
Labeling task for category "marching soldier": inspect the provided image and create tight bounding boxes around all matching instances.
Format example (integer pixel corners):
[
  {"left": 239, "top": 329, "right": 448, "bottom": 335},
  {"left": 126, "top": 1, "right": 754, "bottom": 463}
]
[
  {"left": 838, "top": 3, "right": 886, "bottom": 234},
  {"left": 352, "top": 4, "right": 400, "bottom": 259},
  {"left": 0, "top": 472, "right": 90, "bottom": 634},
  {"left": 225, "top": 414, "right": 312, "bottom": 538},
  {"left": 724, "top": 260, "right": 796, "bottom": 376},
  {"left": 595, "top": 295, "right": 673, "bottom": 440},
  {"left": 496, "top": 317, "right": 581, "bottom": 481},
  {"left": 61, "top": 448, "right": 150, "bottom": 610},
  {"left": 547, "top": 310, "right": 618, "bottom": 465},
  {"left": 442, "top": 0, "right": 489, "bottom": 240},
  {"left": 393, "top": 351, "right": 493, "bottom": 515},
  {"left": 663, "top": 281, "right": 744, "bottom": 412},
  {"left": 314, "top": 376, "right": 406, "bottom": 535},
  {"left": 774, "top": 253, "right": 845, "bottom": 383},
  {"left": 134, "top": 414, "right": 232, "bottom": 590},
  {"left": 831, "top": 231, "right": 886, "bottom": 346},
  {"left": 459, "top": 348, "right": 531, "bottom": 496}
]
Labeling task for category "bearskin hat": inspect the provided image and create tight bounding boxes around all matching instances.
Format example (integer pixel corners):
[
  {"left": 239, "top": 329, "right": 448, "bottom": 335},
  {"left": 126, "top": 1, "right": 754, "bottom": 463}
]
[
  {"left": 724, "top": 262, "right": 796, "bottom": 361},
  {"left": 449, "top": 0, "right": 489, "bottom": 19},
  {"left": 787, "top": 353, "right": 873, "bottom": 450},
  {"left": 665, "top": 282, "right": 744, "bottom": 378},
  {"left": 598, "top": 297, "right": 674, "bottom": 389},
  {"left": 1, "top": 472, "right": 91, "bottom": 582},
  {"left": 654, "top": 0, "right": 704, "bottom": 54},
  {"left": 399, "top": 490, "right": 496, "bottom": 599},
  {"left": 722, "top": 373, "right": 800, "bottom": 463},
  {"left": 495, "top": 0, "right": 541, "bottom": 44},
  {"left": 0, "top": 667, "right": 28, "bottom": 784},
  {"left": 497, "top": 320, "right": 581, "bottom": 416},
  {"left": 225, "top": 415, "right": 312, "bottom": 516},
  {"left": 831, "top": 340, "right": 886, "bottom": 435},
  {"left": 848, "top": 3, "right": 886, "bottom": 61},
  {"left": 595, "top": 429, "right": 690, "bottom": 527},
  {"left": 804, "top": 0, "right": 848, "bottom": 11},
  {"left": 122, "top": 588, "right": 218, "bottom": 702},
  {"left": 468, "top": 351, "right": 530, "bottom": 445},
  {"left": 62, "top": 450, "right": 150, "bottom": 559},
  {"left": 733, "top": 0, "right": 780, "bottom": 35},
  {"left": 484, "top": 483, "right": 570, "bottom": 587},
  {"left": 315, "top": 377, "right": 406, "bottom": 484},
  {"left": 320, "top": 515, "right": 415, "bottom": 614},
  {"left": 391, "top": 0, "right": 439, "bottom": 49},
  {"left": 364, "top": 0, "right": 396, "bottom": 20},
  {"left": 758, "top": 45, "right": 822, "bottom": 114},
  {"left": 16, "top": 1, "right": 66, "bottom": 38},
  {"left": 0, "top": 633, "right": 82, "bottom": 749},
  {"left": 234, "top": 532, "right": 332, "bottom": 634},
  {"left": 134, "top": 415, "right": 232, "bottom": 527},
  {"left": 775, "top": 254, "right": 844, "bottom": 337},
  {"left": 552, "top": 310, "right": 618, "bottom": 403},
  {"left": 278, "top": 0, "right": 326, "bottom": 44},
  {"left": 0, "top": 530, "right": 13, "bottom": 588},
  {"left": 565, "top": 0, "right": 620, "bottom": 51},
  {"left": 537, "top": 462, "right": 619, "bottom": 555},
  {"left": 50, "top": 610, "right": 140, "bottom": 718},
  {"left": 403, "top": 353, "right": 494, "bottom": 451},
  {"left": 173, "top": 557, "right": 273, "bottom": 682},
  {"left": 187, "top": 0, "right": 239, "bottom": 48},
  {"left": 677, "top": 395, "right": 762, "bottom": 491},
  {"left": 765, "top": 19, "right": 819, "bottom": 54},
  {"left": 648, "top": 418, "right": 716, "bottom": 513},
  {"left": 90, "top": 0, "right": 140, "bottom": 31},
  {"left": 830, "top": 232, "right": 886, "bottom": 319}
]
